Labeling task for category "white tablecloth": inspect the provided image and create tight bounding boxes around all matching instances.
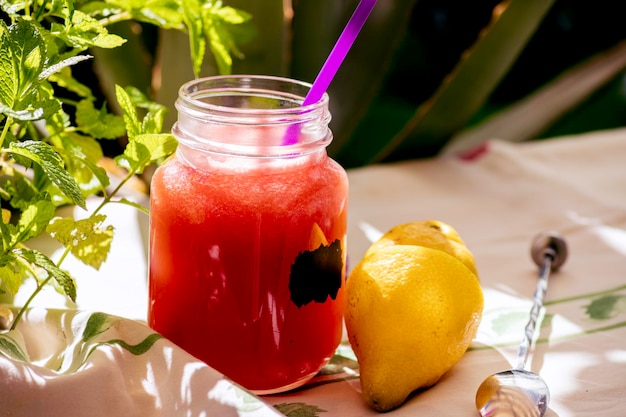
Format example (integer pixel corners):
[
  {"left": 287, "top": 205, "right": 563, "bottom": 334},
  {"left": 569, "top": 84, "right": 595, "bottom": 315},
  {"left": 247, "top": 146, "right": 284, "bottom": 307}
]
[{"left": 3, "top": 128, "right": 626, "bottom": 416}]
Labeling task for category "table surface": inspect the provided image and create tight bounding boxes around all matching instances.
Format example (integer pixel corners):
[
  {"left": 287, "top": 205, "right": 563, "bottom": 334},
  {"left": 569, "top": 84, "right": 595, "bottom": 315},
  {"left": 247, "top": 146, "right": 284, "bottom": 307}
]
[{"left": 12, "top": 128, "right": 626, "bottom": 417}]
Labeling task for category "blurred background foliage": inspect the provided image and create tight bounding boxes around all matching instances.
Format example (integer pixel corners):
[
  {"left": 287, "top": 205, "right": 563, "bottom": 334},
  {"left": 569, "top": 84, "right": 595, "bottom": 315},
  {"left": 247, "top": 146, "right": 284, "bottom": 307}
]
[{"left": 86, "top": 0, "right": 626, "bottom": 170}]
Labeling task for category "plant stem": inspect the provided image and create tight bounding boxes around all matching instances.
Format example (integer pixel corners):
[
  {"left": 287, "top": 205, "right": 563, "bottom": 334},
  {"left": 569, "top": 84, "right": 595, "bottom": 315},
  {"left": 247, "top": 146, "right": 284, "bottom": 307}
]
[
  {"left": 0, "top": 117, "right": 14, "bottom": 148},
  {"left": 8, "top": 167, "right": 138, "bottom": 331},
  {"left": 34, "top": 0, "right": 50, "bottom": 20},
  {"left": 9, "top": 246, "right": 72, "bottom": 331},
  {"left": 92, "top": 168, "right": 138, "bottom": 216},
  {"left": 98, "top": 11, "right": 133, "bottom": 27}
]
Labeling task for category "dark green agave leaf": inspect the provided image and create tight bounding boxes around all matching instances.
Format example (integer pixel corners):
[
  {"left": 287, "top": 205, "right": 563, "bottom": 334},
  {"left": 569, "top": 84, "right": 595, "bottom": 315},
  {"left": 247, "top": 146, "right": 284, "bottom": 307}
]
[{"left": 349, "top": 0, "right": 557, "bottom": 165}]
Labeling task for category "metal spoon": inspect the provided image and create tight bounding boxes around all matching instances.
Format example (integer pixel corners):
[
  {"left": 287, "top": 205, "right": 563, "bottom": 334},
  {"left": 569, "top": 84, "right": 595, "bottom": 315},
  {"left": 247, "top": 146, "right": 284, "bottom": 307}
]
[{"left": 475, "top": 231, "right": 568, "bottom": 417}]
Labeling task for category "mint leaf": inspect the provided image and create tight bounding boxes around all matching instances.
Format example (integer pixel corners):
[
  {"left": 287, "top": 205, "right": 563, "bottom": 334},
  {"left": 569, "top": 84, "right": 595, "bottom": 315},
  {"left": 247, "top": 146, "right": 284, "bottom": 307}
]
[
  {"left": 114, "top": 133, "right": 177, "bottom": 174},
  {"left": 12, "top": 199, "right": 56, "bottom": 247},
  {"left": 75, "top": 99, "right": 126, "bottom": 139},
  {"left": 39, "top": 54, "right": 92, "bottom": 81},
  {"left": 213, "top": 5, "right": 252, "bottom": 25},
  {"left": 179, "top": 1, "right": 251, "bottom": 76},
  {"left": 206, "top": 23, "right": 232, "bottom": 75},
  {"left": 4, "top": 171, "right": 39, "bottom": 210},
  {"left": 9, "top": 141, "right": 87, "bottom": 209},
  {"left": 13, "top": 248, "right": 77, "bottom": 302},
  {"left": 0, "top": 95, "right": 61, "bottom": 121},
  {"left": 0, "top": 223, "right": 15, "bottom": 254},
  {"left": 48, "top": 69, "right": 94, "bottom": 100},
  {"left": 7, "top": 19, "right": 46, "bottom": 103},
  {"left": 79, "top": 2, "right": 125, "bottom": 18},
  {"left": 204, "top": 4, "right": 252, "bottom": 75},
  {"left": 113, "top": 85, "right": 177, "bottom": 173},
  {"left": 47, "top": 215, "right": 114, "bottom": 270},
  {"left": 0, "top": 256, "right": 22, "bottom": 295},
  {"left": 58, "top": 10, "right": 126, "bottom": 49},
  {"left": 181, "top": 0, "right": 206, "bottom": 77},
  {"left": 1, "top": 209, "right": 10, "bottom": 224},
  {"left": 59, "top": 133, "right": 110, "bottom": 195},
  {"left": 115, "top": 84, "right": 142, "bottom": 138},
  {"left": 0, "top": 19, "right": 60, "bottom": 121}
]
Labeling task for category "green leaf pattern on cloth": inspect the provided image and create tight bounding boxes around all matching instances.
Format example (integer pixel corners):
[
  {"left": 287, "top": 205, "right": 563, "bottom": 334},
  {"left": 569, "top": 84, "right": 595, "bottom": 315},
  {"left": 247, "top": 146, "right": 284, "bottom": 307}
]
[
  {"left": 0, "top": 308, "right": 285, "bottom": 416},
  {"left": 274, "top": 402, "right": 327, "bottom": 417},
  {"left": 269, "top": 283, "right": 626, "bottom": 415},
  {"left": 0, "top": 334, "right": 28, "bottom": 362},
  {"left": 1, "top": 285, "right": 624, "bottom": 415},
  {"left": 0, "top": 310, "right": 162, "bottom": 373},
  {"left": 584, "top": 293, "right": 626, "bottom": 320}
]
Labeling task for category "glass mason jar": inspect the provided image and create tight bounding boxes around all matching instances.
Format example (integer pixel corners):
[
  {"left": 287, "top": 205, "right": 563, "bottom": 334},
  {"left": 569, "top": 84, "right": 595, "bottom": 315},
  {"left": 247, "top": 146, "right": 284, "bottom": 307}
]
[{"left": 148, "top": 75, "right": 348, "bottom": 394}]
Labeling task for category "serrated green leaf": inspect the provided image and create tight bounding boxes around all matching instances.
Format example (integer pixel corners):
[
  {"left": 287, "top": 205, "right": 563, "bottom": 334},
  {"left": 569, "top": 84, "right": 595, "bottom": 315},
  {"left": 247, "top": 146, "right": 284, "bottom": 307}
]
[
  {"left": 58, "top": 10, "right": 126, "bottom": 49},
  {"left": 73, "top": 224, "right": 114, "bottom": 270},
  {"left": 8, "top": 141, "right": 86, "bottom": 209},
  {"left": 39, "top": 54, "right": 92, "bottom": 80},
  {"left": 13, "top": 199, "right": 56, "bottom": 246},
  {"left": 13, "top": 248, "right": 76, "bottom": 302},
  {"left": 79, "top": 2, "right": 125, "bottom": 17},
  {"left": 114, "top": 197, "right": 149, "bottom": 215},
  {"left": 11, "top": 19, "right": 46, "bottom": 98},
  {"left": 48, "top": 68, "right": 94, "bottom": 100},
  {"left": 0, "top": 258, "right": 22, "bottom": 295},
  {"left": 0, "top": 96, "right": 60, "bottom": 121},
  {"left": 47, "top": 0, "right": 71, "bottom": 16},
  {"left": 123, "top": 86, "right": 170, "bottom": 134},
  {"left": 4, "top": 171, "right": 38, "bottom": 210},
  {"left": 46, "top": 215, "right": 114, "bottom": 270},
  {"left": 59, "top": 133, "right": 110, "bottom": 195},
  {"left": 199, "top": 3, "right": 249, "bottom": 76},
  {"left": 1, "top": 209, "right": 11, "bottom": 224},
  {"left": 213, "top": 6, "right": 252, "bottom": 25},
  {"left": 124, "top": 85, "right": 168, "bottom": 113},
  {"left": 0, "top": 19, "right": 48, "bottom": 117},
  {"left": 0, "top": 223, "right": 15, "bottom": 254},
  {"left": 115, "top": 84, "right": 141, "bottom": 138},
  {"left": 134, "top": 0, "right": 185, "bottom": 28},
  {"left": 182, "top": 0, "right": 206, "bottom": 77},
  {"left": 206, "top": 23, "right": 232, "bottom": 75},
  {"left": 75, "top": 99, "right": 126, "bottom": 139},
  {"left": 63, "top": 133, "right": 104, "bottom": 164},
  {"left": 114, "top": 133, "right": 177, "bottom": 174},
  {"left": 141, "top": 107, "right": 167, "bottom": 134}
]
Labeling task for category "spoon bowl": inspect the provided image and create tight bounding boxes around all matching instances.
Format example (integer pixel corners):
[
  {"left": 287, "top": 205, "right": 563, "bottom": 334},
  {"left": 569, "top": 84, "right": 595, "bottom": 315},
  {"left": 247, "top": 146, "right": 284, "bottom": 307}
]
[
  {"left": 476, "top": 369, "right": 550, "bottom": 417},
  {"left": 475, "top": 231, "right": 567, "bottom": 417}
]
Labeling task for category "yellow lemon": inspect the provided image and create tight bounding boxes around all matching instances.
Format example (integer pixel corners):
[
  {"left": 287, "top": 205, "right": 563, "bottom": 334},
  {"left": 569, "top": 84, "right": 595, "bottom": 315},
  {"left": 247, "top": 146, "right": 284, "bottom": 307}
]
[
  {"left": 366, "top": 220, "right": 479, "bottom": 277},
  {"left": 345, "top": 244, "right": 483, "bottom": 412}
]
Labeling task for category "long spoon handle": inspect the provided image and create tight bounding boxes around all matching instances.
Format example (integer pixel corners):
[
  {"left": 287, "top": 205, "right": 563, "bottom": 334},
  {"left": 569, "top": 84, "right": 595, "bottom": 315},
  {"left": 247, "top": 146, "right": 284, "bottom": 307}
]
[{"left": 515, "top": 254, "right": 552, "bottom": 370}]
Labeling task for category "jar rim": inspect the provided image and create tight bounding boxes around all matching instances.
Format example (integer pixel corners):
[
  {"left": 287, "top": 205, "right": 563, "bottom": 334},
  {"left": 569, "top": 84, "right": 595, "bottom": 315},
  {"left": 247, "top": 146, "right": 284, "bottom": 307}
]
[
  {"left": 173, "top": 75, "right": 333, "bottom": 158},
  {"left": 176, "top": 75, "right": 329, "bottom": 118}
]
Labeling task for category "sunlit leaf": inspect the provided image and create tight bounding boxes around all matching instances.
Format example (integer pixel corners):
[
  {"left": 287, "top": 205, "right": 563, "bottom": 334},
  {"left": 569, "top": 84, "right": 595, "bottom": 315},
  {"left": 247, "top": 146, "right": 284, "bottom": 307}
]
[
  {"left": 47, "top": 215, "right": 114, "bottom": 270},
  {"left": 13, "top": 248, "right": 77, "bottom": 302},
  {"left": 75, "top": 99, "right": 126, "bottom": 139},
  {"left": 9, "top": 141, "right": 86, "bottom": 209}
]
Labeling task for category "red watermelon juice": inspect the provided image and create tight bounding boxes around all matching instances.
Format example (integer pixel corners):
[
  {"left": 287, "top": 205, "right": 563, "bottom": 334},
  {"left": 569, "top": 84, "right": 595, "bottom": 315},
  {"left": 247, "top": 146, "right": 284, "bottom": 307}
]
[{"left": 148, "top": 75, "right": 348, "bottom": 393}]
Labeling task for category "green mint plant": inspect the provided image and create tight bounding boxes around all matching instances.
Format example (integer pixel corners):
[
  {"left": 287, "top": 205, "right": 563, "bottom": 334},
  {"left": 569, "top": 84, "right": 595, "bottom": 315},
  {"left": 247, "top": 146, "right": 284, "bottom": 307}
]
[{"left": 0, "top": 0, "right": 251, "bottom": 330}]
